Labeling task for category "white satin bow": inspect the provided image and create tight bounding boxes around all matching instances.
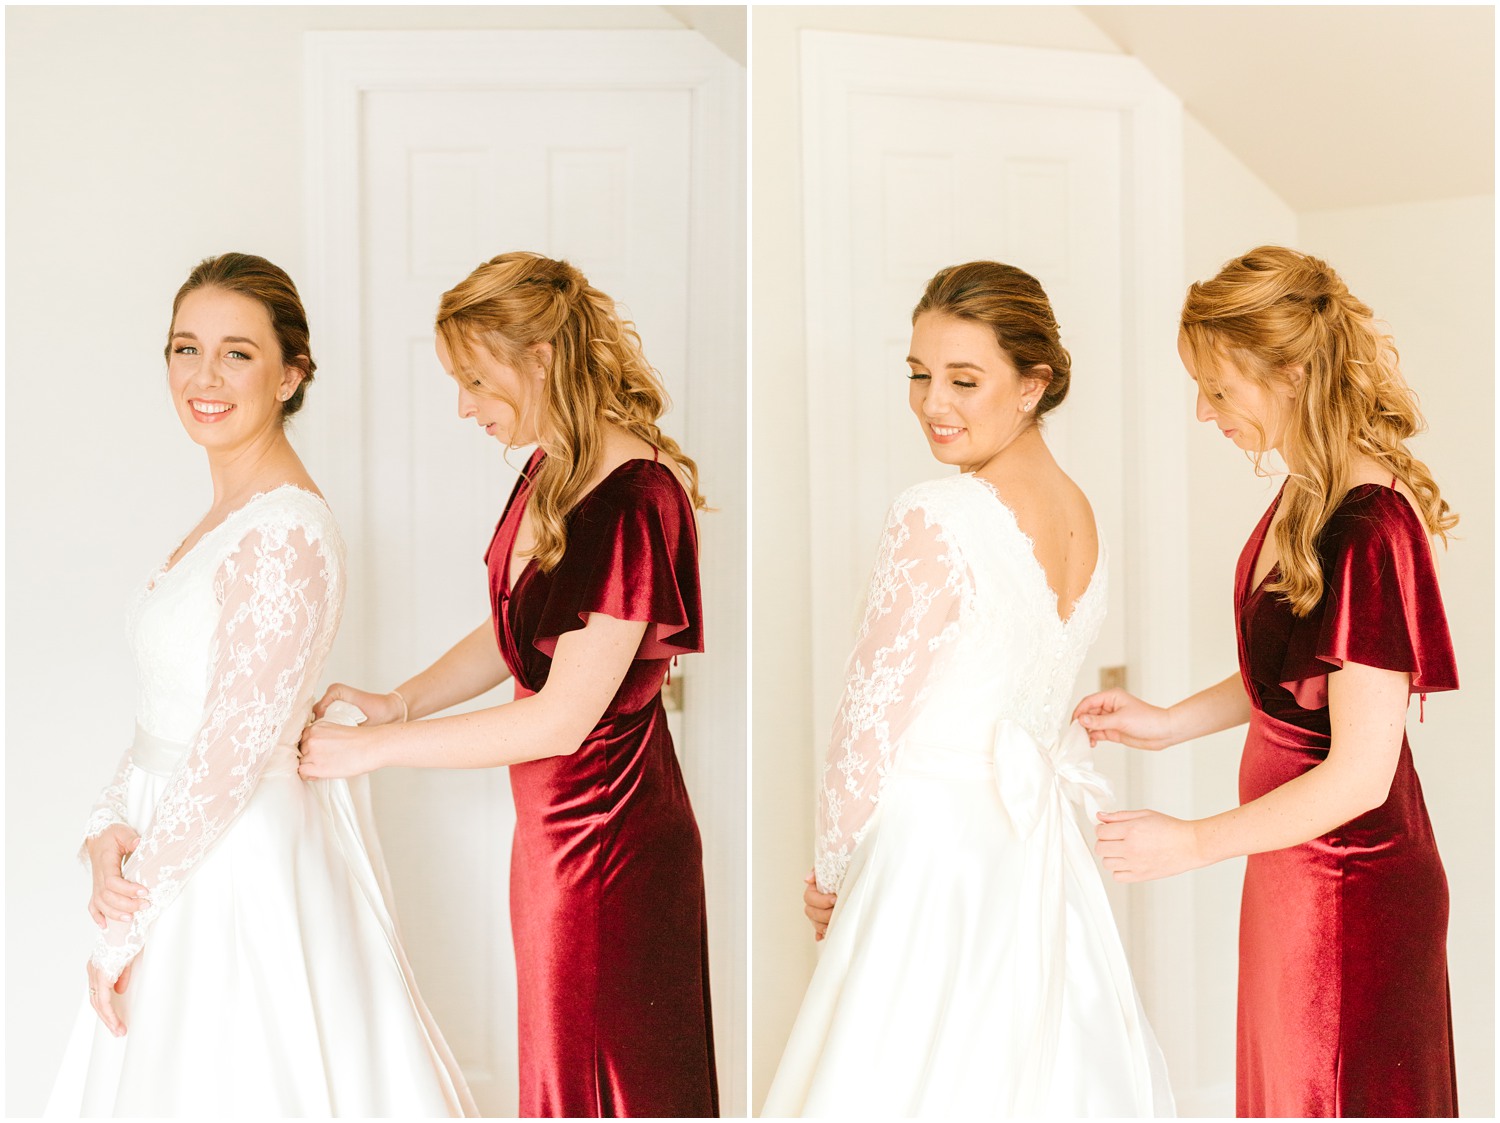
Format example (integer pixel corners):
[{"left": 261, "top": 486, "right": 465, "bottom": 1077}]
[{"left": 991, "top": 718, "right": 1113, "bottom": 838}]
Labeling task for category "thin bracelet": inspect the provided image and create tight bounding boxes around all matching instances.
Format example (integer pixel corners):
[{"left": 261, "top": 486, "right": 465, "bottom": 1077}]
[{"left": 389, "top": 689, "right": 410, "bottom": 723}]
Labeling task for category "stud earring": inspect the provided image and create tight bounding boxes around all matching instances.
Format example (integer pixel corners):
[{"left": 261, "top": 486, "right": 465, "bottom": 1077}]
[{"left": 1022, "top": 401, "right": 1034, "bottom": 413}]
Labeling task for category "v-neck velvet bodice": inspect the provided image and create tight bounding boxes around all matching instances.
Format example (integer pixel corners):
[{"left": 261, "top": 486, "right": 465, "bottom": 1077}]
[{"left": 1234, "top": 482, "right": 1457, "bottom": 735}]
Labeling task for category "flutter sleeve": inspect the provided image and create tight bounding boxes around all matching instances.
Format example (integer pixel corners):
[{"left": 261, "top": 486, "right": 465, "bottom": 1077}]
[
  {"left": 90, "top": 519, "right": 339, "bottom": 983},
  {"left": 1277, "top": 490, "right": 1458, "bottom": 709},
  {"left": 815, "top": 497, "right": 966, "bottom": 894},
  {"left": 531, "top": 466, "right": 703, "bottom": 661}
]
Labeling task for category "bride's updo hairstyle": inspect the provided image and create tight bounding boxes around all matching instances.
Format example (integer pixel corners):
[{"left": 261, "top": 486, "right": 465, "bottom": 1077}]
[
  {"left": 1181, "top": 245, "right": 1455, "bottom": 616},
  {"left": 435, "top": 252, "right": 705, "bottom": 572},
  {"left": 912, "top": 261, "right": 1072, "bottom": 420},
  {"left": 165, "top": 253, "right": 317, "bottom": 419}
]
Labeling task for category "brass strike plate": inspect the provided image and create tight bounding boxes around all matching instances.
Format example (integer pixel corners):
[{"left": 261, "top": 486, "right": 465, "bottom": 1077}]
[
  {"left": 662, "top": 675, "right": 684, "bottom": 713},
  {"left": 1099, "top": 665, "right": 1127, "bottom": 691}
]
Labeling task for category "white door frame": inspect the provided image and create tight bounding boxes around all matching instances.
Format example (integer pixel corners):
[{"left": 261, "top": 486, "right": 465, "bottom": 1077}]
[
  {"left": 301, "top": 29, "right": 746, "bottom": 1114},
  {"left": 800, "top": 29, "right": 1198, "bottom": 1087}
]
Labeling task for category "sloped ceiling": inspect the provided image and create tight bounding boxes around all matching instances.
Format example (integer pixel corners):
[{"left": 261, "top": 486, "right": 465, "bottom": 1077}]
[{"left": 1083, "top": 5, "right": 1494, "bottom": 210}]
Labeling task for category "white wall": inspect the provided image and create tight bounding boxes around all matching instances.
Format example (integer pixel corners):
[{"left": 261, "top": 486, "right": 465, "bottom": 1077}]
[
  {"left": 751, "top": 7, "right": 1494, "bottom": 1118},
  {"left": 4, "top": 6, "right": 744, "bottom": 1116}
]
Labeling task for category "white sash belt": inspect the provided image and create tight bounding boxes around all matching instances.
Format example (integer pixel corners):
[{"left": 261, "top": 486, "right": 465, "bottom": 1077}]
[
  {"left": 130, "top": 724, "right": 188, "bottom": 777},
  {"left": 131, "top": 724, "right": 299, "bottom": 778}
]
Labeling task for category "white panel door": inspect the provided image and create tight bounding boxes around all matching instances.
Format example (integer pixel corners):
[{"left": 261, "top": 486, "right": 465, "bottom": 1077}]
[
  {"left": 843, "top": 94, "right": 1130, "bottom": 869},
  {"left": 359, "top": 87, "right": 693, "bottom": 1115},
  {"left": 813, "top": 93, "right": 1130, "bottom": 926},
  {"left": 802, "top": 30, "right": 1190, "bottom": 1086}
]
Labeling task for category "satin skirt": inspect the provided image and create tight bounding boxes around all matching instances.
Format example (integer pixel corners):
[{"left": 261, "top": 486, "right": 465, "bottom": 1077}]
[
  {"left": 45, "top": 741, "right": 476, "bottom": 1118},
  {"left": 763, "top": 742, "right": 1174, "bottom": 1118}
]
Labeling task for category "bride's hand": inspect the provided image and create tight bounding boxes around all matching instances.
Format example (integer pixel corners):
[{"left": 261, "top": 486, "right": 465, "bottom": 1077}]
[
  {"left": 1072, "top": 689, "right": 1176, "bottom": 750},
  {"left": 298, "top": 721, "right": 387, "bottom": 780},
  {"left": 85, "top": 825, "right": 146, "bottom": 929},
  {"left": 803, "top": 870, "right": 836, "bottom": 942},
  {"left": 312, "top": 683, "right": 406, "bottom": 726},
  {"left": 86, "top": 957, "right": 133, "bottom": 1037},
  {"left": 1095, "top": 809, "right": 1206, "bottom": 882}
]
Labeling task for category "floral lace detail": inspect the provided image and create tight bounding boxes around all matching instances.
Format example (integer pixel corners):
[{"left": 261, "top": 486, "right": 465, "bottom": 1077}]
[
  {"left": 80, "top": 749, "right": 135, "bottom": 860},
  {"left": 88, "top": 491, "right": 343, "bottom": 982},
  {"left": 815, "top": 491, "right": 968, "bottom": 893},
  {"left": 813, "top": 475, "right": 1108, "bottom": 894}
]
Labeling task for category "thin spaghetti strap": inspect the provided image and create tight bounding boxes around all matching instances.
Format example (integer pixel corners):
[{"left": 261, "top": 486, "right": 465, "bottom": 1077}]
[
  {"left": 1391, "top": 475, "right": 1397, "bottom": 488},
  {"left": 653, "top": 446, "right": 660, "bottom": 463}
]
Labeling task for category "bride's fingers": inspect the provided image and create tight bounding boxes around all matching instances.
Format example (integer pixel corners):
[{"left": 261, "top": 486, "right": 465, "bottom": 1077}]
[
  {"left": 108, "top": 873, "right": 147, "bottom": 896},
  {"left": 87, "top": 967, "right": 122, "bottom": 1036}
]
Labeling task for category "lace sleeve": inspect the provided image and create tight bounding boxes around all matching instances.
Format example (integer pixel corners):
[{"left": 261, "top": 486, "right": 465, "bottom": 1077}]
[
  {"left": 89, "top": 522, "right": 338, "bottom": 983},
  {"left": 815, "top": 500, "right": 966, "bottom": 893},
  {"left": 79, "top": 744, "right": 135, "bottom": 861}
]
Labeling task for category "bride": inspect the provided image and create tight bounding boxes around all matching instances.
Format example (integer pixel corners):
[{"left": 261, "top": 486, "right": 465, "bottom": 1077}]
[
  {"left": 763, "top": 262, "right": 1174, "bottom": 1117},
  {"left": 46, "top": 253, "right": 475, "bottom": 1117}
]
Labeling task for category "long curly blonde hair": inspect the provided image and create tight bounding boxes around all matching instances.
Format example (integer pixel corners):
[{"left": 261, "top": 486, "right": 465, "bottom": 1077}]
[
  {"left": 436, "top": 252, "right": 705, "bottom": 572},
  {"left": 1181, "top": 245, "right": 1455, "bottom": 617}
]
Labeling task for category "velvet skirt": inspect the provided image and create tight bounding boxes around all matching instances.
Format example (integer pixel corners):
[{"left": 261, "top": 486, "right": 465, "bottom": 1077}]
[{"left": 1236, "top": 709, "right": 1456, "bottom": 1118}]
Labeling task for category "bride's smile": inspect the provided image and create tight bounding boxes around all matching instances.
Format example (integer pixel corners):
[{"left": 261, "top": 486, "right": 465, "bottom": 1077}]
[
  {"left": 167, "top": 285, "right": 304, "bottom": 451},
  {"left": 907, "top": 310, "right": 1049, "bottom": 474}
]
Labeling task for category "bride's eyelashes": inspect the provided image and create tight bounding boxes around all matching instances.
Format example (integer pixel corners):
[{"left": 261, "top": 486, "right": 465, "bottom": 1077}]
[
  {"left": 170, "top": 345, "right": 254, "bottom": 361},
  {"left": 906, "top": 370, "right": 979, "bottom": 389}
]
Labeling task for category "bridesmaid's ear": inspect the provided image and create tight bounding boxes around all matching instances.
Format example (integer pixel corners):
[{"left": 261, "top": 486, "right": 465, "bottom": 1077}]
[
  {"left": 1282, "top": 363, "right": 1306, "bottom": 396},
  {"left": 526, "top": 341, "right": 552, "bottom": 381}
]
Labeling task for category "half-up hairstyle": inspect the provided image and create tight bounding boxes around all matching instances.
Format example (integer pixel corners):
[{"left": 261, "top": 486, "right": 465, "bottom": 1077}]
[
  {"left": 1181, "top": 245, "right": 1455, "bottom": 616},
  {"left": 435, "top": 252, "right": 705, "bottom": 572},
  {"left": 166, "top": 253, "right": 316, "bottom": 419},
  {"left": 912, "top": 261, "right": 1072, "bottom": 419}
]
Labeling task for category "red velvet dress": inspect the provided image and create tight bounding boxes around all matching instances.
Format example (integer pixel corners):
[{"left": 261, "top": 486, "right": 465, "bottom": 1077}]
[
  {"left": 487, "top": 450, "right": 717, "bottom": 1118},
  {"left": 1234, "top": 483, "right": 1459, "bottom": 1117}
]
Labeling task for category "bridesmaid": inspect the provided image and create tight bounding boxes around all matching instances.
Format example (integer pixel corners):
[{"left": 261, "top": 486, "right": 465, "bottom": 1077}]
[
  {"left": 298, "top": 252, "right": 717, "bottom": 1118},
  {"left": 1074, "top": 245, "right": 1459, "bottom": 1117}
]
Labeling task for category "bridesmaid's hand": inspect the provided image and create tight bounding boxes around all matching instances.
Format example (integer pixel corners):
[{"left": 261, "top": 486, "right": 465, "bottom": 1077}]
[
  {"left": 298, "top": 721, "right": 387, "bottom": 780},
  {"left": 85, "top": 825, "right": 145, "bottom": 929},
  {"left": 312, "top": 683, "right": 406, "bottom": 726},
  {"left": 803, "top": 870, "right": 836, "bottom": 941},
  {"left": 1095, "top": 809, "right": 1206, "bottom": 882},
  {"left": 86, "top": 958, "right": 132, "bottom": 1037},
  {"left": 1073, "top": 689, "right": 1176, "bottom": 751}
]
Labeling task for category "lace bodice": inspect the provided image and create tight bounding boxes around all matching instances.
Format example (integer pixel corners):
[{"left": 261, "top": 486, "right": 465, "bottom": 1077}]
[
  {"left": 815, "top": 473, "right": 1107, "bottom": 892},
  {"left": 83, "top": 486, "right": 345, "bottom": 981}
]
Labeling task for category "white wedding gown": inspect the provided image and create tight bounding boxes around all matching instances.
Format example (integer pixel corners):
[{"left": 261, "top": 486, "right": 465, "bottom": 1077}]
[
  {"left": 46, "top": 486, "right": 476, "bottom": 1118},
  {"left": 763, "top": 474, "right": 1174, "bottom": 1118}
]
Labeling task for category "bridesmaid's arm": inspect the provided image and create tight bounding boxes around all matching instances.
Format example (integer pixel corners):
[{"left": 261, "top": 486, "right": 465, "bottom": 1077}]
[
  {"left": 299, "top": 613, "right": 647, "bottom": 777},
  {"left": 1095, "top": 660, "right": 1409, "bottom": 881},
  {"left": 313, "top": 618, "right": 511, "bottom": 725},
  {"left": 1074, "top": 672, "right": 1250, "bottom": 750}
]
